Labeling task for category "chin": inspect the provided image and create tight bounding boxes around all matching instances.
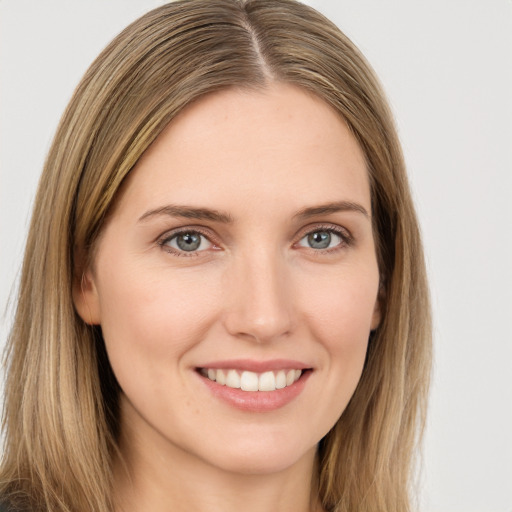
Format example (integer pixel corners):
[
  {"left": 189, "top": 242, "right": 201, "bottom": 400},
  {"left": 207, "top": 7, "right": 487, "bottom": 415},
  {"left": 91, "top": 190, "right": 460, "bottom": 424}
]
[{"left": 192, "top": 429, "right": 319, "bottom": 476}]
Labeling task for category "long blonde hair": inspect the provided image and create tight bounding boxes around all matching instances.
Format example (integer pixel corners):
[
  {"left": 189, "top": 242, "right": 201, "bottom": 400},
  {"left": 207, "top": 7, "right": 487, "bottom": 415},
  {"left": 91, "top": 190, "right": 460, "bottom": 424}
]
[{"left": 1, "top": 1, "right": 431, "bottom": 511}]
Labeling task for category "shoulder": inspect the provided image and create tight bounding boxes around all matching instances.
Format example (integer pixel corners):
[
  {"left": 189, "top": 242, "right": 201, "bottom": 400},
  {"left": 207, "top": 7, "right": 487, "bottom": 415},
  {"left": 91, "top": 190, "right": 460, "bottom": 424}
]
[
  {"left": 0, "top": 501, "right": 16, "bottom": 512},
  {"left": 0, "top": 498, "right": 35, "bottom": 512},
  {"left": 0, "top": 492, "right": 36, "bottom": 511}
]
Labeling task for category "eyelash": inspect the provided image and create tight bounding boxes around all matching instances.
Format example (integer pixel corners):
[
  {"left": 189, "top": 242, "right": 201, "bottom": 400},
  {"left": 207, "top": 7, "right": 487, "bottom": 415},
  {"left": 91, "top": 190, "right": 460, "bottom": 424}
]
[
  {"left": 157, "top": 224, "right": 353, "bottom": 257},
  {"left": 296, "top": 224, "right": 353, "bottom": 253},
  {"left": 158, "top": 227, "right": 217, "bottom": 257}
]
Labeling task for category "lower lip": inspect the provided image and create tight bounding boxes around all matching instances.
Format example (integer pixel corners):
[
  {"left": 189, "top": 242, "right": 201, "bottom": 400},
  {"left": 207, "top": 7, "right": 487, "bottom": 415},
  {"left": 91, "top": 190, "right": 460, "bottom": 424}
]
[{"left": 198, "top": 371, "right": 311, "bottom": 412}]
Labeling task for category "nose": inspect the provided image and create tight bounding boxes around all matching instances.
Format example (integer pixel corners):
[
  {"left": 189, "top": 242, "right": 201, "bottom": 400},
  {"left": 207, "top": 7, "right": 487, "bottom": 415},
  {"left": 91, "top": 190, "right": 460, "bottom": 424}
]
[{"left": 222, "top": 249, "right": 295, "bottom": 343}]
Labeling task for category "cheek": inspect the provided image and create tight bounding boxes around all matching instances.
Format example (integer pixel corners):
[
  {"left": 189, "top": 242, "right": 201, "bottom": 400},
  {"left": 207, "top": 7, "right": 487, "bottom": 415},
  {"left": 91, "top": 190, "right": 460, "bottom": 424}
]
[
  {"left": 95, "top": 261, "right": 222, "bottom": 382},
  {"left": 299, "top": 263, "right": 379, "bottom": 388},
  {"left": 301, "top": 262, "right": 378, "bottom": 339}
]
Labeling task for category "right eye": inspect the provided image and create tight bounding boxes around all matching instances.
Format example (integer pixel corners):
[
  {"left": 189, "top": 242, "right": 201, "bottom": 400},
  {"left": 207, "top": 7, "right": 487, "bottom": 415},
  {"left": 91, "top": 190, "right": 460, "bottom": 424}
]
[
  {"left": 298, "top": 230, "right": 343, "bottom": 250},
  {"left": 160, "top": 231, "right": 213, "bottom": 254}
]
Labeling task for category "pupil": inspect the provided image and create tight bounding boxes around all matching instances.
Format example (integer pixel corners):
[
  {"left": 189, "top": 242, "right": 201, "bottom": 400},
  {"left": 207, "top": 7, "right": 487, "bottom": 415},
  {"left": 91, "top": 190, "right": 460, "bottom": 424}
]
[
  {"left": 308, "top": 231, "right": 331, "bottom": 249},
  {"left": 177, "top": 233, "right": 201, "bottom": 251}
]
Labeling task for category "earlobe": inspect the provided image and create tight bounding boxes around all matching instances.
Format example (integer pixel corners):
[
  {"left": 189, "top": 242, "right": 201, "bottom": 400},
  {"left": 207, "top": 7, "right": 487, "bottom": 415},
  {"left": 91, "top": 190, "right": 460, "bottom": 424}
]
[
  {"left": 72, "top": 270, "right": 101, "bottom": 325},
  {"left": 370, "top": 300, "right": 381, "bottom": 331},
  {"left": 370, "top": 285, "right": 384, "bottom": 331}
]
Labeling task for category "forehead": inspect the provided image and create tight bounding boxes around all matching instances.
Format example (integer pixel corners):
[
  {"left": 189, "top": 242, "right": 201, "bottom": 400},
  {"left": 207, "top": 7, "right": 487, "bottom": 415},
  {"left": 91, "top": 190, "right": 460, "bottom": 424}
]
[{"left": 116, "top": 83, "right": 370, "bottom": 219}]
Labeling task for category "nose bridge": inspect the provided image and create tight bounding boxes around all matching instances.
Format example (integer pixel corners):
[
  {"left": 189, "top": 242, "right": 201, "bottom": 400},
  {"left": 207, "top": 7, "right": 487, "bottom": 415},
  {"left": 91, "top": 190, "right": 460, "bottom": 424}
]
[{"left": 224, "top": 246, "right": 294, "bottom": 343}]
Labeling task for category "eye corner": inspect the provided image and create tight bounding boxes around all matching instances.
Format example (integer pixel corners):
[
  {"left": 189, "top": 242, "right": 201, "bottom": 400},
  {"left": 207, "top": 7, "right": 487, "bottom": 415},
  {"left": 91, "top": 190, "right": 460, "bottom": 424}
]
[
  {"left": 294, "top": 224, "right": 354, "bottom": 252},
  {"left": 157, "top": 227, "right": 220, "bottom": 256}
]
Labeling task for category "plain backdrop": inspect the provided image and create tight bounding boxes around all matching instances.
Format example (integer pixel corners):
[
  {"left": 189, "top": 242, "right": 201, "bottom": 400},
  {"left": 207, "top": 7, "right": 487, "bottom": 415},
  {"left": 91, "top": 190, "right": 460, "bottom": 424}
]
[{"left": 1, "top": 1, "right": 511, "bottom": 511}]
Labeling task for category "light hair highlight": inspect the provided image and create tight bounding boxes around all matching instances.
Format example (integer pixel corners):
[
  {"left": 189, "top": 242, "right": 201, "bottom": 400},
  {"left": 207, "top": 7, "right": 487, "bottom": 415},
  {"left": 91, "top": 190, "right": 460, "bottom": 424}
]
[{"left": 1, "top": 1, "right": 431, "bottom": 511}]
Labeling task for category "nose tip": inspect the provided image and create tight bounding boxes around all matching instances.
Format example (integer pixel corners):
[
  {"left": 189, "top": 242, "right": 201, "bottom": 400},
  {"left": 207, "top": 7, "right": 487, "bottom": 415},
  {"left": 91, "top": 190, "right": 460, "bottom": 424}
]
[
  {"left": 222, "top": 256, "right": 295, "bottom": 343},
  {"left": 233, "top": 309, "right": 292, "bottom": 344}
]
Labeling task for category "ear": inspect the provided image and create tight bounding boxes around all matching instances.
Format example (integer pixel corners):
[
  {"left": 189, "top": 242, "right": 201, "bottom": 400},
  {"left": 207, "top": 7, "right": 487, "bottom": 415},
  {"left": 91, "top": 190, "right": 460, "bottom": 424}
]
[
  {"left": 72, "top": 269, "right": 101, "bottom": 325},
  {"left": 370, "top": 284, "right": 384, "bottom": 331}
]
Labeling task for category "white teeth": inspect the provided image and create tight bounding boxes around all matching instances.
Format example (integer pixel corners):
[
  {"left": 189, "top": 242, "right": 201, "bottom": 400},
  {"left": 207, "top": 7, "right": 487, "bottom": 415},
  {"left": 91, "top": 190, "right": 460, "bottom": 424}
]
[
  {"left": 216, "top": 369, "right": 226, "bottom": 385},
  {"left": 226, "top": 369, "right": 241, "bottom": 388},
  {"left": 258, "top": 371, "right": 275, "bottom": 391},
  {"left": 202, "top": 368, "right": 304, "bottom": 392},
  {"left": 240, "top": 371, "right": 259, "bottom": 391},
  {"left": 275, "top": 370, "right": 287, "bottom": 389}
]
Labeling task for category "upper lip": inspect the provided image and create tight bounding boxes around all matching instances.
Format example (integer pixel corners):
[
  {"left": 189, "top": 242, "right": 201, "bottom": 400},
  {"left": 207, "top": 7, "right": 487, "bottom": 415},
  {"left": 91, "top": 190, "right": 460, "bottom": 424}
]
[{"left": 196, "top": 359, "right": 312, "bottom": 372}]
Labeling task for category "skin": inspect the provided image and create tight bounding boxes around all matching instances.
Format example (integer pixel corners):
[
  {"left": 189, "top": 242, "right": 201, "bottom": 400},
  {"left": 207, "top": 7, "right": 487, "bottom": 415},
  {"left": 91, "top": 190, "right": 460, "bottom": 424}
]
[{"left": 75, "top": 83, "right": 381, "bottom": 512}]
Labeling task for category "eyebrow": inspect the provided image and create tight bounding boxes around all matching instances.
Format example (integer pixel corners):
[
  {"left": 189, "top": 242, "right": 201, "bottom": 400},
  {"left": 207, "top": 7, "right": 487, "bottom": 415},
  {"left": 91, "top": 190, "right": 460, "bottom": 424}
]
[
  {"left": 138, "top": 200, "right": 369, "bottom": 224},
  {"left": 293, "top": 201, "right": 370, "bottom": 220},
  {"left": 138, "top": 204, "right": 234, "bottom": 223}
]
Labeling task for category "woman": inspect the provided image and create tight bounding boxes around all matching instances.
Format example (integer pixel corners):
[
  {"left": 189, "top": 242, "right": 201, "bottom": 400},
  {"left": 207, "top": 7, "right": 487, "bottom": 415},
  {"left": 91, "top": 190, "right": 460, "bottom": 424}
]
[{"left": 0, "top": 1, "right": 431, "bottom": 511}]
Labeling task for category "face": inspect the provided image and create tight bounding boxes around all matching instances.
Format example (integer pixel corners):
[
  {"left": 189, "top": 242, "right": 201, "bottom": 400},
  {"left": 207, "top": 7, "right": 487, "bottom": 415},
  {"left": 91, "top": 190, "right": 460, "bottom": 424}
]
[{"left": 75, "top": 83, "right": 381, "bottom": 476}]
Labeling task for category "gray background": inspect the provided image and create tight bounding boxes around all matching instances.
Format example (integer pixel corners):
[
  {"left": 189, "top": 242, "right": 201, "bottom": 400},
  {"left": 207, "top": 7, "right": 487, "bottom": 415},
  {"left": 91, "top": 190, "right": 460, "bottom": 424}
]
[{"left": 1, "top": 1, "right": 511, "bottom": 510}]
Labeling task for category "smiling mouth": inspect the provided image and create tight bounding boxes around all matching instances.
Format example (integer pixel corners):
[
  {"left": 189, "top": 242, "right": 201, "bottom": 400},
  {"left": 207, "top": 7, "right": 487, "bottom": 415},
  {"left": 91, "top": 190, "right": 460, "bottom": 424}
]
[{"left": 198, "top": 368, "right": 306, "bottom": 392}]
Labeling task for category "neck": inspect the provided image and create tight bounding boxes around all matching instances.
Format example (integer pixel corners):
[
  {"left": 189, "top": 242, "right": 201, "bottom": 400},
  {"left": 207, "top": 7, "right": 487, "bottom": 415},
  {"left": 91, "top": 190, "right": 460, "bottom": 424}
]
[{"left": 113, "top": 410, "right": 323, "bottom": 512}]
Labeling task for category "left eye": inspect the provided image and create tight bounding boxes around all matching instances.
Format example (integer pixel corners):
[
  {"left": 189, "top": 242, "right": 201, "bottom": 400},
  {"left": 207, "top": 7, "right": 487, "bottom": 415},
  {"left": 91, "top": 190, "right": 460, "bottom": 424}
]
[
  {"left": 298, "top": 230, "right": 343, "bottom": 250},
  {"left": 163, "top": 231, "right": 212, "bottom": 252}
]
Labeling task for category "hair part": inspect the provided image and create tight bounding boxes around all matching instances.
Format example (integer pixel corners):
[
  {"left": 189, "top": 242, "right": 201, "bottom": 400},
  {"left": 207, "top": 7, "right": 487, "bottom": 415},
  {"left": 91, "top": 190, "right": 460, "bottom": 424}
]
[{"left": 1, "top": 1, "right": 431, "bottom": 511}]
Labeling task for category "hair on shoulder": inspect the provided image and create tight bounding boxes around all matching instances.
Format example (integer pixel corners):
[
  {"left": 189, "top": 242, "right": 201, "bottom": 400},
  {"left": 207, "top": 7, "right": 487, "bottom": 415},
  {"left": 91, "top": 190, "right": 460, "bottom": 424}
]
[{"left": 1, "top": 2, "right": 431, "bottom": 511}]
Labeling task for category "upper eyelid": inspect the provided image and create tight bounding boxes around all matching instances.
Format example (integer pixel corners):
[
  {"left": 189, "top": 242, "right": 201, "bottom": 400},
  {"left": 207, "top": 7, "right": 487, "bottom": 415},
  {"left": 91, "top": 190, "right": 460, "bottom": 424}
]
[
  {"left": 157, "top": 228, "right": 217, "bottom": 257},
  {"left": 158, "top": 225, "right": 216, "bottom": 244},
  {"left": 295, "top": 222, "right": 352, "bottom": 240},
  {"left": 155, "top": 222, "right": 353, "bottom": 249}
]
